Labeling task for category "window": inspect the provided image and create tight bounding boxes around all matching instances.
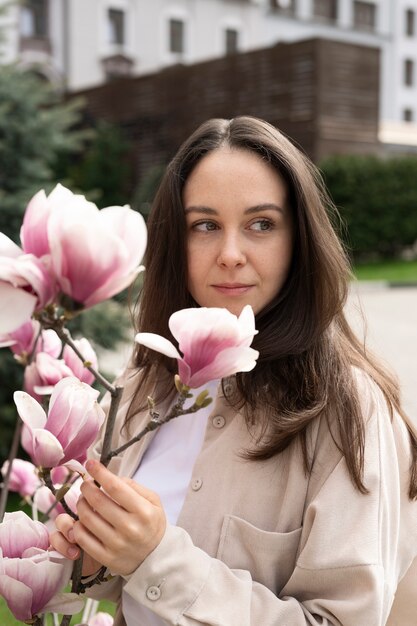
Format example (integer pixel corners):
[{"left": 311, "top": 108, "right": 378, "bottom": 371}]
[
  {"left": 20, "top": 0, "right": 48, "bottom": 38},
  {"left": 353, "top": 1, "right": 376, "bottom": 31},
  {"left": 269, "top": 0, "right": 296, "bottom": 12},
  {"left": 406, "top": 9, "right": 415, "bottom": 36},
  {"left": 404, "top": 59, "right": 414, "bottom": 86},
  {"left": 108, "top": 9, "right": 125, "bottom": 45},
  {"left": 403, "top": 108, "right": 414, "bottom": 122},
  {"left": 313, "top": 0, "right": 337, "bottom": 22},
  {"left": 225, "top": 28, "right": 239, "bottom": 55},
  {"left": 169, "top": 18, "right": 184, "bottom": 54}
]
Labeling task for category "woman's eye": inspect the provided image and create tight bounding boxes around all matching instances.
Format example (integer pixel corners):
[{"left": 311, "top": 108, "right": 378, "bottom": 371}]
[
  {"left": 192, "top": 221, "right": 218, "bottom": 232},
  {"left": 250, "top": 219, "right": 274, "bottom": 232}
]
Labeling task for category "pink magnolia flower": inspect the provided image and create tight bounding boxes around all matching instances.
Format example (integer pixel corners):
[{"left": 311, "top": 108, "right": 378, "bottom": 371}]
[
  {"left": 14, "top": 377, "right": 105, "bottom": 468},
  {"left": 24, "top": 353, "right": 74, "bottom": 400},
  {"left": 0, "top": 233, "right": 56, "bottom": 334},
  {"left": 0, "top": 512, "right": 49, "bottom": 558},
  {"left": 1, "top": 459, "right": 40, "bottom": 499},
  {"left": 23, "top": 338, "right": 97, "bottom": 399},
  {"left": 63, "top": 338, "right": 98, "bottom": 385},
  {"left": 34, "top": 477, "right": 81, "bottom": 521},
  {"left": 19, "top": 185, "right": 75, "bottom": 258},
  {"left": 0, "top": 319, "right": 61, "bottom": 360},
  {"left": 76, "top": 612, "right": 114, "bottom": 626},
  {"left": 0, "top": 513, "right": 83, "bottom": 621},
  {"left": 42, "top": 184, "right": 147, "bottom": 308},
  {"left": 135, "top": 305, "right": 259, "bottom": 388}
]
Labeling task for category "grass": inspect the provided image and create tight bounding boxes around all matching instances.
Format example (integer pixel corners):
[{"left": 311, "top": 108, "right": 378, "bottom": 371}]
[
  {"left": 353, "top": 259, "right": 417, "bottom": 282},
  {"left": 0, "top": 597, "right": 116, "bottom": 625}
]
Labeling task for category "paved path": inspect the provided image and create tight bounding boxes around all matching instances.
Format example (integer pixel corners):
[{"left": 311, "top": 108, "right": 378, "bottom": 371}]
[{"left": 346, "top": 284, "right": 417, "bottom": 421}]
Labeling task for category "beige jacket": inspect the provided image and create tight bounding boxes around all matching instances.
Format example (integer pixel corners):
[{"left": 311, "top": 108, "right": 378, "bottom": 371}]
[{"left": 87, "top": 368, "right": 417, "bottom": 626}]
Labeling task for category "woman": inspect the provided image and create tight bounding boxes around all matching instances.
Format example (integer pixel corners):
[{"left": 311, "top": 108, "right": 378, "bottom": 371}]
[{"left": 51, "top": 116, "right": 417, "bottom": 625}]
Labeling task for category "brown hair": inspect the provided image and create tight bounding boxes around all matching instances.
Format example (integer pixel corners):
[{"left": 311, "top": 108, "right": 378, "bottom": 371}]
[{"left": 129, "top": 116, "right": 417, "bottom": 497}]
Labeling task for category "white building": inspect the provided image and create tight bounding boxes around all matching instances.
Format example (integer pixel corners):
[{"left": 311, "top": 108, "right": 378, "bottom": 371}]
[{"left": 0, "top": 0, "right": 416, "bottom": 146}]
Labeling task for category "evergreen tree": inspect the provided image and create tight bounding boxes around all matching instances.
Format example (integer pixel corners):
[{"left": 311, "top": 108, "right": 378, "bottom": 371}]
[{"left": 0, "top": 65, "right": 86, "bottom": 241}]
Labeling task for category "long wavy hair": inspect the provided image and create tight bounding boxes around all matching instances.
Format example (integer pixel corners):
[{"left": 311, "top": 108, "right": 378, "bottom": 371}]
[{"left": 128, "top": 116, "right": 417, "bottom": 498}]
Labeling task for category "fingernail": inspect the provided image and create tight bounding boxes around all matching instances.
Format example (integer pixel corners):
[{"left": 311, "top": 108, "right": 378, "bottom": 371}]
[
  {"left": 68, "top": 529, "right": 75, "bottom": 542},
  {"left": 68, "top": 546, "right": 79, "bottom": 558},
  {"left": 85, "top": 460, "right": 96, "bottom": 472}
]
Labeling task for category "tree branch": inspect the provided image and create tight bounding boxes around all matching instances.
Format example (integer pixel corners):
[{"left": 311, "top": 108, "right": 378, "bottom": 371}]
[{"left": 0, "top": 418, "right": 22, "bottom": 522}]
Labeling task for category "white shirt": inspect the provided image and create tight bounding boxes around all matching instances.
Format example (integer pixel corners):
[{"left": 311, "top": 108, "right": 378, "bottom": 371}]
[{"left": 122, "top": 380, "right": 219, "bottom": 626}]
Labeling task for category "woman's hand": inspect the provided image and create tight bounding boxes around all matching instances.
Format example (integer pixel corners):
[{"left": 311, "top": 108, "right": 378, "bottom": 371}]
[
  {"left": 55, "top": 460, "right": 167, "bottom": 577},
  {"left": 50, "top": 513, "right": 103, "bottom": 577}
]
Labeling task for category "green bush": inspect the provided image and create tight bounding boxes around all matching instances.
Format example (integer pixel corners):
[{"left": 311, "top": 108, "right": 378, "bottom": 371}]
[{"left": 320, "top": 155, "right": 417, "bottom": 260}]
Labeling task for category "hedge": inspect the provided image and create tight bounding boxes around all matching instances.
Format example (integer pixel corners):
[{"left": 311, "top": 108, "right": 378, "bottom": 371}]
[{"left": 320, "top": 155, "right": 417, "bottom": 260}]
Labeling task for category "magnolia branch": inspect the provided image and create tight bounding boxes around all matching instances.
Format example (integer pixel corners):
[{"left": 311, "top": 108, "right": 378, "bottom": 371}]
[
  {"left": 101, "top": 388, "right": 212, "bottom": 465},
  {"left": 0, "top": 419, "right": 22, "bottom": 522}
]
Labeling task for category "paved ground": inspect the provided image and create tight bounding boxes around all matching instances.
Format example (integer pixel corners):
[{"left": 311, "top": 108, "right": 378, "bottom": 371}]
[
  {"left": 346, "top": 284, "right": 417, "bottom": 421},
  {"left": 99, "top": 284, "right": 417, "bottom": 421}
]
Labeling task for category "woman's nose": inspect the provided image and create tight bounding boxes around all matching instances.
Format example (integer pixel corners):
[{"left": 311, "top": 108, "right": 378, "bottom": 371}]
[{"left": 216, "top": 232, "right": 246, "bottom": 268}]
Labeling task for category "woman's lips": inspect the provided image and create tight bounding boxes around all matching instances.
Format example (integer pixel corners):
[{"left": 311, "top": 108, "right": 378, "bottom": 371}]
[{"left": 212, "top": 284, "right": 253, "bottom": 296}]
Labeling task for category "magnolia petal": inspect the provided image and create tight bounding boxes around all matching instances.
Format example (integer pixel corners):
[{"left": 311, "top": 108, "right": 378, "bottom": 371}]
[
  {"left": 20, "top": 189, "right": 51, "bottom": 257},
  {"left": 63, "top": 459, "right": 88, "bottom": 476},
  {"left": 61, "top": 405, "right": 105, "bottom": 464},
  {"left": 84, "top": 266, "right": 144, "bottom": 308},
  {"left": 99, "top": 205, "right": 147, "bottom": 268},
  {"left": 0, "top": 233, "right": 23, "bottom": 258},
  {"left": 169, "top": 307, "right": 241, "bottom": 359},
  {"left": 237, "top": 305, "right": 258, "bottom": 344},
  {"left": 0, "top": 338, "right": 16, "bottom": 348},
  {"left": 0, "top": 574, "right": 33, "bottom": 621},
  {"left": 0, "top": 282, "right": 37, "bottom": 334},
  {"left": 34, "top": 385, "right": 55, "bottom": 395},
  {"left": 187, "top": 345, "right": 259, "bottom": 388},
  {"left": 135, "top": 332, "right": 181, "bottom": 359},
  {"left": 86, "top": 612, "right": 115, "bottom": 626},
  {"left": 14, "top": 390, "right": 47, "bottom": 429},
  {"left": 30, "top": 429, "right": 65, "bottom": 468},
  {"left": 43, "top": 591, "right": 85, "bottom": 615}
]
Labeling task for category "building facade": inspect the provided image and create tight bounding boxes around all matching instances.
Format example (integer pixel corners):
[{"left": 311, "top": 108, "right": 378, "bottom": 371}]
[{"left": 0, "top": 0, "right": 416, "bottom": 146}]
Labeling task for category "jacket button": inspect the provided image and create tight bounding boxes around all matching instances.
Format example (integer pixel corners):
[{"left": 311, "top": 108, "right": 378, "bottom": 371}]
[
  {"left": 224, "top": 383, "right": 233, "bottom": 395},
  {"left": 146, "top": 585, "right": 161, "bottom": 601},
  {"left": 191, "top": 477, "right": 203, "bottom": 491},
  {"left": 212, "top": 415, "right": 226, "bottom": 429}
]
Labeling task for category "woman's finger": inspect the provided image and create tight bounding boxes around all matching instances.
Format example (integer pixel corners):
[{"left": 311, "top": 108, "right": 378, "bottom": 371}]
[
  {"left": 85, "top": 460, "right": 156, "bottom": 513},
  {"left": 76, "top": 494, "right": 117, "bottom": 544},
  {"left": 54, "top": 513, "right": 77, "bottom": 543},
  {"left": 49, "top": 529, "right": 80, "bottom": 559}
]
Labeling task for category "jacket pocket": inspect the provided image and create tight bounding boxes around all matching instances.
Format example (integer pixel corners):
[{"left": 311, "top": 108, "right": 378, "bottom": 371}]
[{"left": 217, "top": 515, "right": 302, "bottom": 594}]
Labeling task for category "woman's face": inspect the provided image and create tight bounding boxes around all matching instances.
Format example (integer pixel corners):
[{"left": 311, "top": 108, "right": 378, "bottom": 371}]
[{"left": 183, "top": 147, "right": 293, "bottom": 316}]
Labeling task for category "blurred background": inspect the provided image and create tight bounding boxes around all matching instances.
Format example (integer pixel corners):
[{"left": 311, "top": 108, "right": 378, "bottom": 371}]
[{"left": 0, "top": 0, "right": 416, "bottom": 453}]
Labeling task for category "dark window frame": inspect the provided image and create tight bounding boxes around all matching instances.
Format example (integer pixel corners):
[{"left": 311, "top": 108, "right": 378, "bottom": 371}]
[
  {"left": 404, "top": 58, "right": 414, "bottom": 86},
  {"left": 313, "top": 0, "right": 338, "bottom": 22},
  {"left": 225, "top": 28, "right": 239, "bottom": 55},
  {"left": 20, "top": 0, "right": 48, "bottom": 38},
  {"left": 406, "top": 8, "right": 415, "bottom": 37},
  {"left": 353, "top": 1, "right": 377, "bottom": 32},
  {"left": 169, "top": 18, "right": 185, "bottom": 54},
  {"left": 108, "top": 8, "right": 125, "bottom": 45}
]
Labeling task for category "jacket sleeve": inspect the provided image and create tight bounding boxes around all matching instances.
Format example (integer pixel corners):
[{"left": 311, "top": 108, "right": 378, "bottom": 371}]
[{"left": 119, "top": 377, "right": 417, "bottom": 626}]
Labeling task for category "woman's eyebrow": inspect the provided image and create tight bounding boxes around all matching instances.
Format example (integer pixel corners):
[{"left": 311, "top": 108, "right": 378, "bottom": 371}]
[
  {"left": 184, "top": 206, "right": 217, "bottom": 215},
  {"left": 184, "top": 203, "right": 284, "bottom": 215}
]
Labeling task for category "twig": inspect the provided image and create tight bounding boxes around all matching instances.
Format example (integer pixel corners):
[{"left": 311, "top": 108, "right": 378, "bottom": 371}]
[
  {"left": 101, "top": 393, "right": 205, "bottom": 465},
  {"left": 71, "top": 551, "right": 84, "bottom": 594},
  {"left": 0, "top": 418, "right": 22, "bottom": 522},
  {"left": 54, "top": 327, "right": 116, "bottom": 395},
  {"left": 99, "top": 386, "right": 124, "bottom": 467},
  {"left": 41, "top": 470, "right": 77, "bottom": 521}
]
